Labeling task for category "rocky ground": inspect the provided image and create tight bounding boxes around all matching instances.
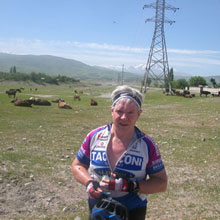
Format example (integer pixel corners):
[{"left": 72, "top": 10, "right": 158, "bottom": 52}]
[{"left": 0, "top": 163, "right": 88, "bottom": 220}]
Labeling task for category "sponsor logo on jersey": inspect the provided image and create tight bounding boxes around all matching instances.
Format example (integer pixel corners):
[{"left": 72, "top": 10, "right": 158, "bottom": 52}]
[
  {"left": 93, "top": 168, "right": 111, "bottom": 176},
  {"left": 113, "top": 169, "right": 135, "bottom": 178},
  {"left": 91, "top": 150, "right": 108, "bottom": 166},
  {"left": 117, "top": 154, "right": 143, "bottom": 171},
  {"left": 99, "top": 135, "right": 109, "bottom": 141}
]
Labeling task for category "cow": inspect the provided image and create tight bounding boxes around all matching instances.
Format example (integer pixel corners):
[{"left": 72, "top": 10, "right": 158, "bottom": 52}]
[
  {"left": 58, "top": 100, "right": 72, "bottom": 109},
  {"left": 11, "top": 98, "right": 32, "bottom": 107},
  {"left": 74, "top": 94, "right": 81, "bottom": 101},
  {"left": 6, "top": 88, "right": 22, "bottom": 98},
  {"left": 183, "top": 94, "right": 193, "bottom": 98},
  {"left": 52, "top": 98, "right": 65, "bottom": 103},
  {"left": 6, "top": 90, "right": 16, "bottom": 98},
  {"left": 183, "top": 90, "right": 190, "bottom": 95},
  {"left": 28, "top": 97, "right": 51, "bottom": 106},
  {"left": 212, "top": 93, "right": 220, "bottom": 97},
  {"left": 200, "top": 91, "right": 211, "bottom": 97},
  {"left": 90, "top": 99, "right": 98, "bottom": 106},
  {"left": 6, "top": 89, "right": 17, "bottom": 98},
  {"left": 200, "top": 86, "right": 211, "bottom": 97},
  {"left": 172, "top": 90, "right": 181, "bottom": 96}
]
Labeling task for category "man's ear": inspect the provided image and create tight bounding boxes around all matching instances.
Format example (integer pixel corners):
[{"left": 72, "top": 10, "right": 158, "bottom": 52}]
[
  {"left": 138, "top": 109, "right": 142, "bottom": 117},
  {"left": 111, "top": 105, "right": 114, "bottom": 112}
]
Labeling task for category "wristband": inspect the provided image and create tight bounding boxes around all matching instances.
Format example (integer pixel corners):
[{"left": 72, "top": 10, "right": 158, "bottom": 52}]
[
  {"left": 86, "top": 179, "right": 100, "bottom": 190},
  {"left": 133, "top": 181, "right": 140, "bottom": 193},
  {"left": 86, "top": 179, "right": 94, "bottom": 187}
]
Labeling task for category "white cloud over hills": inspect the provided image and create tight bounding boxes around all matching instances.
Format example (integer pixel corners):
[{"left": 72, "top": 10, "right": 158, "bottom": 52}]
[{"left": 0, "top": 38, "right": 220, "bottom": 77}]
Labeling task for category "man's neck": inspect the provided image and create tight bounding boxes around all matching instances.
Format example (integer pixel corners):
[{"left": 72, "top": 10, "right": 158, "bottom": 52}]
[{"left": 111, "top": 124, "right": 135, "bottom": 140}]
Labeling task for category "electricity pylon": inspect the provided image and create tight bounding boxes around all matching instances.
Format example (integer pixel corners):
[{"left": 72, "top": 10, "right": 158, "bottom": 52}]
[{"left": 140, "top": 0, "right": 179, "bottom": 93}]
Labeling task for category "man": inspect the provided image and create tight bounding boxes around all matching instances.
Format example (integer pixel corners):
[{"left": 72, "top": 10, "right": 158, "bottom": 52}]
[{"left": 72, "top": 85, "right": 168, "bottom": 220}]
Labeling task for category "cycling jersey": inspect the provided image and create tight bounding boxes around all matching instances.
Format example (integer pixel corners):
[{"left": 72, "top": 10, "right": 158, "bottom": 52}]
[{"left": 76, "top": 123, "right": 165, "bottom": 210}]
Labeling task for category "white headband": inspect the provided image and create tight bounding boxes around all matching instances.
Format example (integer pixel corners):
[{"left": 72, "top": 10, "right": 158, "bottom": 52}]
[{"left": 112, "top": 92, "right": 142, "bottom": 111}]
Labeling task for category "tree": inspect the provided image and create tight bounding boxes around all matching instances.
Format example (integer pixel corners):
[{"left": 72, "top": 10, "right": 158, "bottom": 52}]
[
  {"left": 175, "top": 79, "right": 189, "bottom": 89},
  {"left": 210, "top": 78, "right": 217, "bottom": 88},
  {"left": 9, "top": 66, "right": 16, "bottom": 73},
  {"left": 13, "top": 66, "right": 16, "bottom": 73},
  {"left": 164, "top": 67, "right": 174, "bottom": 91},
  {"left": 168, "top": 68, "right": 174, "bottom": 82},
  {"left": 189, "top": 76, "right": 206, "bottom": 87}
]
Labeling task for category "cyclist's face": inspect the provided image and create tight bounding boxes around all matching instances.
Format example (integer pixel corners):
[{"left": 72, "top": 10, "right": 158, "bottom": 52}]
[{"left": 111, "top": 98, "right": 141, "bottom": 131}]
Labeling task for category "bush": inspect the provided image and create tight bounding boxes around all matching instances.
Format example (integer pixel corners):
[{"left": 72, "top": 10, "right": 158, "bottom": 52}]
[
  {"left": 0, "top": 71, "right": 79, "bottom": 85},
  {"left": 189, "top": 76, "right": 206, "bottom": 87}
]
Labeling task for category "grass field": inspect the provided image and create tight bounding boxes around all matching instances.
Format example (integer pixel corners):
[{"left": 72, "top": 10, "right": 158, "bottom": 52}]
[{"left": 0, "top": 83, "right": 220, "bottom": 220}]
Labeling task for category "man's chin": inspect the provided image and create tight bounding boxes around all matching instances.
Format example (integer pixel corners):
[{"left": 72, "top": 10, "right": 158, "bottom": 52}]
[{"left": 119, "top": 123, "right": 129, "bottom": 127}]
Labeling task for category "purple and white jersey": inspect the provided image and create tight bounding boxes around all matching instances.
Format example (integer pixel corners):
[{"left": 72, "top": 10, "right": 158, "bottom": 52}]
[{"left": 76, "top": 123, "right": 165, "bottom": 210}]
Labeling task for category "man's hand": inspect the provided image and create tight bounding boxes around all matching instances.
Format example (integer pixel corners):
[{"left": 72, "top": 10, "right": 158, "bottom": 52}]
[
  {"left": 86, "top": 180, "right": 103, "bottom": 199},
  {"left": 100, "top": 174, "right": 139, "bottom": 193}
]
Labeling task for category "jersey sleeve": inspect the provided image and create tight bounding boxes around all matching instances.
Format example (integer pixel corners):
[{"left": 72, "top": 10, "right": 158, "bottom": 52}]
[
  {"left": 145, "top": 136, "right": 165, "bottom": 175},
  {"left": 76, "top": 133, "right": 92, "bottom": 166},
  {"left": 76, "top": 127, "right": 104, "bottom": 166}
]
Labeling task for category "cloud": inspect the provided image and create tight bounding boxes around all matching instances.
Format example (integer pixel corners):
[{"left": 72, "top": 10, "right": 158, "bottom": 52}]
[
  {"left": 168, "top": 48, "right": 220, "bottom": 55},
  {"left": 0, "top": 38, "right": 219, "bottom": 75},
  {"left": 72, "top": 41, "right": 146, "bottom": 53}
]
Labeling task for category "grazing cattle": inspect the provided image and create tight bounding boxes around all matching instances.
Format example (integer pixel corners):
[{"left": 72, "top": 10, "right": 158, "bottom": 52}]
[
  {"left": 11, "top": 98, "right": 32, "bottom": 107},
  {"left": 90, "top": 99, "right": 98, "bottom": 106},
  {"left": 200, "top": 91, "right": 211, "bottom": 97},
  {"left": 74, "top": 94, "right": 81, "bottom": 101},
  {"left": 52, "top": 98, "right": 65, "bottom": 103},
  {"left": 184, "top": 94, "right": 193, "bottom": 98},
  {"left": 28, "top": 97, "right": 51, "bottom": 106},
  {"left": 172, "top": 90, "right": 181, "bottom": 96},
  {"left": 211, "top": 91, "right": 220, "bottom": 97},
  {"left": 58, "top": 100, "right": 72, "bottom": 109},
  {"left": 183, "top": 90, "right": 190, "bottom": 95},
  {"left": 200, "top": 86, "right": 211, "bottom": 97},
  {"left": 212, "top": 93, "right": 220, "bottom": 97},
  {"left": 6, "top": 89, "right": 17, "bottom": 98}
]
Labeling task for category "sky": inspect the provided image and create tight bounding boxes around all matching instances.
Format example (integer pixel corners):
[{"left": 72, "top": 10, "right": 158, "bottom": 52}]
[{"left": 0, "top": 0, "right": 220, "bottom": 76}]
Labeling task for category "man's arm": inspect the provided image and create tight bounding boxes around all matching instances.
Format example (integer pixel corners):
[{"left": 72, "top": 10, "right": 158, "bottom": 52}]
[
  {"left": 72, "top": 158, "right": 92, "bottom": 186},
  {"left": 72, "top": 158, "right": 103, "bottom": 198},
  {"left": 139, "top": 168, "right": 168, "bottom": 194}
]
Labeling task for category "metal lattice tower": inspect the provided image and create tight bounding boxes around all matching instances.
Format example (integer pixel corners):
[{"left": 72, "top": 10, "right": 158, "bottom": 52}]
[{"left": 141, "top": 0, "right": 178, "bottom": 93}]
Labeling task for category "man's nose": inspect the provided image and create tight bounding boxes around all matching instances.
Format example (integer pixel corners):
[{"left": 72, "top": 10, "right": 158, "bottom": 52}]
[{"left": 121, "top": 113, "right": 127, "bottom": 119}]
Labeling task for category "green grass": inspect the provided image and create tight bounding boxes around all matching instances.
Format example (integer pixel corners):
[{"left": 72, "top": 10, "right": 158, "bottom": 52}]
[{"left": 0, "top": 83, "right": 220, "bottom": 219}]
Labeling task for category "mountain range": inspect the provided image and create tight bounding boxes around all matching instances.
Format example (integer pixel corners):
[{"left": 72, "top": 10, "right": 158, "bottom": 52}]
[
  {"left": 0, "top": 53, "right": 142, "bottom": 83},
  {"left": 0, "top": 53, "right": 219, "bottom": 83}
]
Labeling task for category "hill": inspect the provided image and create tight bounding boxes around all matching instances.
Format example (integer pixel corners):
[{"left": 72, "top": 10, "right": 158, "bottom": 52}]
[
  {"left": 174, "top": 74, "right": 220, "bottom": 84},
  {"left": 0, "top": 53, "right": 142, "bottom": 83},
  {"left": 1, "top": 53, "right": 219, "bottom": 84}
]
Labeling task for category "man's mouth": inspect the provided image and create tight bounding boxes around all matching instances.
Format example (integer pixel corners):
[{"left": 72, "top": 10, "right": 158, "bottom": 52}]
[{"left": 119, "top": 122, "right": 128, "bottom": 127}]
